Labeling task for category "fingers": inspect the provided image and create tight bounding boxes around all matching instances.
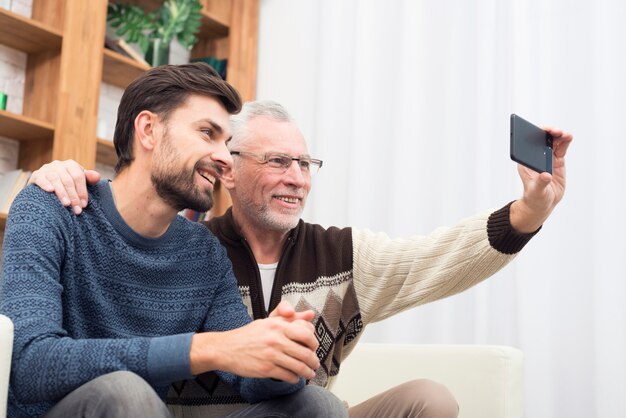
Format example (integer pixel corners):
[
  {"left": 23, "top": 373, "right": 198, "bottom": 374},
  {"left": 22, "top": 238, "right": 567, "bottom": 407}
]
[
  {"left": 291, "top": 310, "right": 315, "bottom": 322},
  {"left": 533, "top": 172, "right": 553, "bottom": 194},
  {"left": 552, "top": 131, "right": 573, "bottom": 158},
  {"left": 544, "top": 127, "right": 573, "bottom": 158},
  {"left": 283, "top": 319, "right": 319, "bottom": 352},
  {"left": 273, "top": 344, "right": 318, "bottom": 381},
  {"left": 269, "top": 300, "right": 295, "bottom": 318},
  {"left": 262, "top": 318, "right": 319, "bottom": 379},
  {"left": 66, "top": 164, "right": 90, "bottom": 212},
  {"left": 84, "top": 169, "right": 102, "bottom": 185},
  {"left": 28, "top": 160, "right": 93, "bottom": 215},
  {"left": 271, "top": 325, "right": 320, "bottom": 381},
  {"left": 539, "top": 171, "right": 552, "bottom": 183},
  {"left": 28, "top": 166, "right": 55, "bottom": 192},
  {"left": 270, "top": 301, "right": 316, "bottom": 323},
  {"left": 520, "top": 165, "right": 552, "bottom": 190},
  {"left": 52, "top": 161, "right": 87, "bottom": 215}
]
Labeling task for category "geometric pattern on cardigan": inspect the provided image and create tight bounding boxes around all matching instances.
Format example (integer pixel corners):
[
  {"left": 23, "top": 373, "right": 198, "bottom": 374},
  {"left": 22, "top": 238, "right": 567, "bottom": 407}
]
[{"left": 166, "top": 268, "right": 362, "bottom": 416}]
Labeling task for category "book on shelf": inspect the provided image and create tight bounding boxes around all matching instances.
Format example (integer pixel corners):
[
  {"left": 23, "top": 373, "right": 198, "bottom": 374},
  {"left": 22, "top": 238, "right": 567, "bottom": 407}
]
[
  {"left": 117, "top": 38, "right": 150, "bottom": 67},
  {"left": 179, "top": 208, "right": 210, "bottom": 223},
  {"left": 104, "top": 36, "right": 131, "bottom": 59},
  {"left": 191, "top": 56, "right": 227, "bottom": 79},
  {"left": 0, "top": 169, "right": 32, "bottom": 215},
  {"left": 0, "top": 170, "right": 22, "bottom": 210},
  {"left": 104, "top": 36, "right": 150, "bottom": 67}
]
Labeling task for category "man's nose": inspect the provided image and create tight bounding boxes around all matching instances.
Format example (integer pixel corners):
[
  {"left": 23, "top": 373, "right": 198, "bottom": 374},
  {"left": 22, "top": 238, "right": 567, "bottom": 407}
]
[
  {"left": 212, "top": 143, "right": 234, "bottom": 175},
  {"left": 283, "top": 160, "right": 307, "bottom": 187}
]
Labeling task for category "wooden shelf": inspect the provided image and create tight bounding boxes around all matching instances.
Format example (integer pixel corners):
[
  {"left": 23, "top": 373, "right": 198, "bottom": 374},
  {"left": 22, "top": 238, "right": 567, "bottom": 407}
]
[
  {"left": 0, "top": 110, "right": 54, "bottom": 142},
  {"left": 0, "top": 8, "right": 62, "bottom": 53},
  {"left": 102, "top": 49, "right": 150, "bottom": 89},
  {"left": 0, "top": 212, "right": 6, "bottom": 230},
  {"left": 96, "top": 138, "right": 117, "bottom": 167},
  {"left": 199, "top": 10, "right": 229, "bottom": 39}
]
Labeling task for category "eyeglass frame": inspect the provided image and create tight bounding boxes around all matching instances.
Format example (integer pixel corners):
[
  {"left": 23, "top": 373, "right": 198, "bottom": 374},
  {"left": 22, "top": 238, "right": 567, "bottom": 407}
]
[{"left": 230, "top": 150, "right": 323, "bottom": 174}]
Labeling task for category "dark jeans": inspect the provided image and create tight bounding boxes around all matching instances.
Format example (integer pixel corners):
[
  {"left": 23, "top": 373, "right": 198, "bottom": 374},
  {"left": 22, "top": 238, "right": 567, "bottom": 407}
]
[{"left": 44, "top": 371, "right": 348, "bottom": 418}]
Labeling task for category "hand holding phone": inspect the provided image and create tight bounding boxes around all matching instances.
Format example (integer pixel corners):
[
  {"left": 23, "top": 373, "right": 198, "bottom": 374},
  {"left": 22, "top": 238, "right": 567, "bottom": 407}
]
[{"left": 510, "top": 114, "right": 553, "bottom": 174}]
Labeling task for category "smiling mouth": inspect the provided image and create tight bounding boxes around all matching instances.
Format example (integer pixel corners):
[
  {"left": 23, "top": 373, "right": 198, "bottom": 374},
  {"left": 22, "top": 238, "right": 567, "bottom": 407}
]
[
  {"left": 274, "top": 196, "right": 301, "bottom": 204},
  {"left": 197, "top": 169, "right": 216, "bottom": 185}
]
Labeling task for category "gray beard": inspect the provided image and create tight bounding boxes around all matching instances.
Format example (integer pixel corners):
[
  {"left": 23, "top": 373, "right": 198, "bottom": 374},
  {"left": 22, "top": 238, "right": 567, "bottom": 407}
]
[{"left": 252, "top": 200, "right": 302, "bottom": 232}]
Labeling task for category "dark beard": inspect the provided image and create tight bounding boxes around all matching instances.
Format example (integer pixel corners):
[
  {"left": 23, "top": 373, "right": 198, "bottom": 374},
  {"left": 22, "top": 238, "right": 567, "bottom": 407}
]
[{"left": 151, "top": 160, "right": 216, "bottom": 212}]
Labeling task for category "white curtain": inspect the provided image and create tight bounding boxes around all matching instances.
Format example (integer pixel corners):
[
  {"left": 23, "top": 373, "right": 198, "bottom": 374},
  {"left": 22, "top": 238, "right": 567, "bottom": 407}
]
[{"left": 256, "top": 1, "right": 626, "bottom": 416}]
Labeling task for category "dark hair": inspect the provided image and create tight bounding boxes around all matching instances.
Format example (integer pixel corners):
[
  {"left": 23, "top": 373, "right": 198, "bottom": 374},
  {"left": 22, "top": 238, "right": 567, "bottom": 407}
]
[{"left": 113, "top": 62, "right": 242, "bottom": 173}]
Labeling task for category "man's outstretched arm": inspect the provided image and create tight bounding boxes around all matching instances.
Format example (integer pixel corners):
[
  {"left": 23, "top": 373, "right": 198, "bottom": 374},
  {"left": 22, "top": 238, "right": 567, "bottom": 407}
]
[{"left": 352, "top": 125, "right": 573, "bottom": 325}]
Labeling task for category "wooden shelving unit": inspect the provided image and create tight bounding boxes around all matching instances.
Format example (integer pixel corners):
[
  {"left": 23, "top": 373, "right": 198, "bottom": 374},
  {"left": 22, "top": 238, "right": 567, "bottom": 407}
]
[
  {"left": 0, "top": 110, "right": 55, "bottom": 142},
  {"left": 102, "top": 49, "right": 150, "bottom": 89},
  {"left": 99, "top": 4, "right": 234, "bottom": 93},
  {"left": 0, "top": 7, "right": 62, "bottom": 53},
  {"left": 0, "top": 0, "right": 259, "bottom": 236},
  {"left": 96, "top": 138, "right": 117, "bottom": 167},
  {"left": 0, "top": 213, "right": 7, "bottom": 231},
  {"left": 199, "top": 10, "right": 229, "bottom": 38}
]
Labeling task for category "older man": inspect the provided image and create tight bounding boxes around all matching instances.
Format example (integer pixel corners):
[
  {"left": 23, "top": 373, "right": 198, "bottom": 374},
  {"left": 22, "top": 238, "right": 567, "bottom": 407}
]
[{"left": 29, "top": 100, "right": 572, "bottom": 417}]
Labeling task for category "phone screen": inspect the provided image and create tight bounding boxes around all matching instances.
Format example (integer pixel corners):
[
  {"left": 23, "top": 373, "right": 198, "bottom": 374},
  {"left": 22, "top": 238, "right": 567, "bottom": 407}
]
[{"left": 510, "top": 114, "right": 553, "bottom": 174}]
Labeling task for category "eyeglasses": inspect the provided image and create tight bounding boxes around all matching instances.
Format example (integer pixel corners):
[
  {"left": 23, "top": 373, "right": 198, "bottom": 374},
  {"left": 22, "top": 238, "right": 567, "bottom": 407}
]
[{"left": 230, "top": 151, "right": 323, "bottom": 175}]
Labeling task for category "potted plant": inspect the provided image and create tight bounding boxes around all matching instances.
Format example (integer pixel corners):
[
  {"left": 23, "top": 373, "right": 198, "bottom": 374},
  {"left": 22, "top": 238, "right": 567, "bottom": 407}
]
[{"left": 107, "top": 0, "right": 203, "bottom": 66}]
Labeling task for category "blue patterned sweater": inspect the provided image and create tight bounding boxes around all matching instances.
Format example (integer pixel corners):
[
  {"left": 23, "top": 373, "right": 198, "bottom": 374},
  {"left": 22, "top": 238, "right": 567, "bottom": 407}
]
[{"left": 0, "top": 181, "right": 303, "bottom": 418}]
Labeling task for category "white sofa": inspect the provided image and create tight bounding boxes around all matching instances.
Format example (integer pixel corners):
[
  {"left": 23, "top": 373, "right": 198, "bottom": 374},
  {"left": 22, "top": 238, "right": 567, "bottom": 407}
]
[
  {"left": 330, "top": 343, "right": 523, "bottom": 418},
  {"left": 0, "top": 315, "right": 13, "bottom": 418},
  {"left": 0, "top": 316, "right": 523, "bottom": 418}
]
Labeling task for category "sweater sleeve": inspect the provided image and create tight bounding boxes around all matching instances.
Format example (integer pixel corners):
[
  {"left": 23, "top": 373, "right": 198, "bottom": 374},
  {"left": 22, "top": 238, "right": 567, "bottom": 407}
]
[
  {"left": 352, "top": 205, "right": 537, "bottom": 325},
  {"left": 0, "top": 187, "right": 194, "bottom": 404},
  {"left": 197, "top": 243, "right": 305, "bottom": 403}
]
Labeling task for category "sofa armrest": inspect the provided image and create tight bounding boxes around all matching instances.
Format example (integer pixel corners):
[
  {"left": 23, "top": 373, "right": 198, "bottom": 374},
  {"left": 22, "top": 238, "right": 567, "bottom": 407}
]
[
  {"left": 0, "top": 315, "right": 13, "bottom": 418},
  {"left": 330, "top": 343, "right": 523, "bottom": 418}
]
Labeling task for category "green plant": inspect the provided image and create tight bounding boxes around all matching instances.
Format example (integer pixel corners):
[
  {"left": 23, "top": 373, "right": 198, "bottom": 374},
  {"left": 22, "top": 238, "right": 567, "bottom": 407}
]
[{"left": 107, "top": 0, "right": 203, "bottom": 54}]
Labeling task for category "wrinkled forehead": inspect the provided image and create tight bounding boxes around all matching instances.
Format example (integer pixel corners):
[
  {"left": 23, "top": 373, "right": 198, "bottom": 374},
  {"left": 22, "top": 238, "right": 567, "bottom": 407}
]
[{"left": 246, "top": 116, "right": 309, "bottom": 155}]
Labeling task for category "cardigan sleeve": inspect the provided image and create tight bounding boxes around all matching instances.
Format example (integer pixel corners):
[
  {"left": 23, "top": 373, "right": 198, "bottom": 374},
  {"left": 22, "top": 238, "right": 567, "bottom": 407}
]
[{"left": 352, "top": 204, "right": 537, "bottom": 325}]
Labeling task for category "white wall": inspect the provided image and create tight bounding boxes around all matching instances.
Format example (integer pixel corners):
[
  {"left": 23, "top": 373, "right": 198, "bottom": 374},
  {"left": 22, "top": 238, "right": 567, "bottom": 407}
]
[{"left": 256, "top": 1, "right": 626, "bottom": 417}]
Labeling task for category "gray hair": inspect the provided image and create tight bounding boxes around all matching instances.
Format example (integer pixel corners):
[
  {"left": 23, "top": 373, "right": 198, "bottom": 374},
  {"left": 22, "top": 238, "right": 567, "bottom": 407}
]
[{"left": 228, "top": 100, "right": 294, "bottom": 150}]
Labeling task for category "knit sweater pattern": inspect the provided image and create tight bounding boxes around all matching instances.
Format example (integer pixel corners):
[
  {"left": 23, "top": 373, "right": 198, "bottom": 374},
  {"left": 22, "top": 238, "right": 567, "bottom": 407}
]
[{"left": 0, "top": 182, "right": 302, "bottom": 418}]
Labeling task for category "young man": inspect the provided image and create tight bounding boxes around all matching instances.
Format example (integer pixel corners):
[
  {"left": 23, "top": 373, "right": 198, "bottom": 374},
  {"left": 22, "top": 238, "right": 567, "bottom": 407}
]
[
  {"left": 1, "top": 67, "right": 348, "bottom": 418},
  {"left": 29, "top": 100, "right": 573, "bottom": 417}
]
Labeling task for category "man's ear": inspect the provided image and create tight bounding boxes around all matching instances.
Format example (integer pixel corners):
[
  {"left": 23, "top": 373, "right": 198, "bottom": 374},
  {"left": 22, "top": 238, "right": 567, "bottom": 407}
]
[{"left": 134, "top": 110, "right": 158, "bottom": 151}]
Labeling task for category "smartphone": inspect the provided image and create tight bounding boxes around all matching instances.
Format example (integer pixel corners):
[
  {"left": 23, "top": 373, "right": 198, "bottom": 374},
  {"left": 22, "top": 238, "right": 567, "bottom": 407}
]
[{"left": 510, "top": 114, "right": 553, "bottom": 174}]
